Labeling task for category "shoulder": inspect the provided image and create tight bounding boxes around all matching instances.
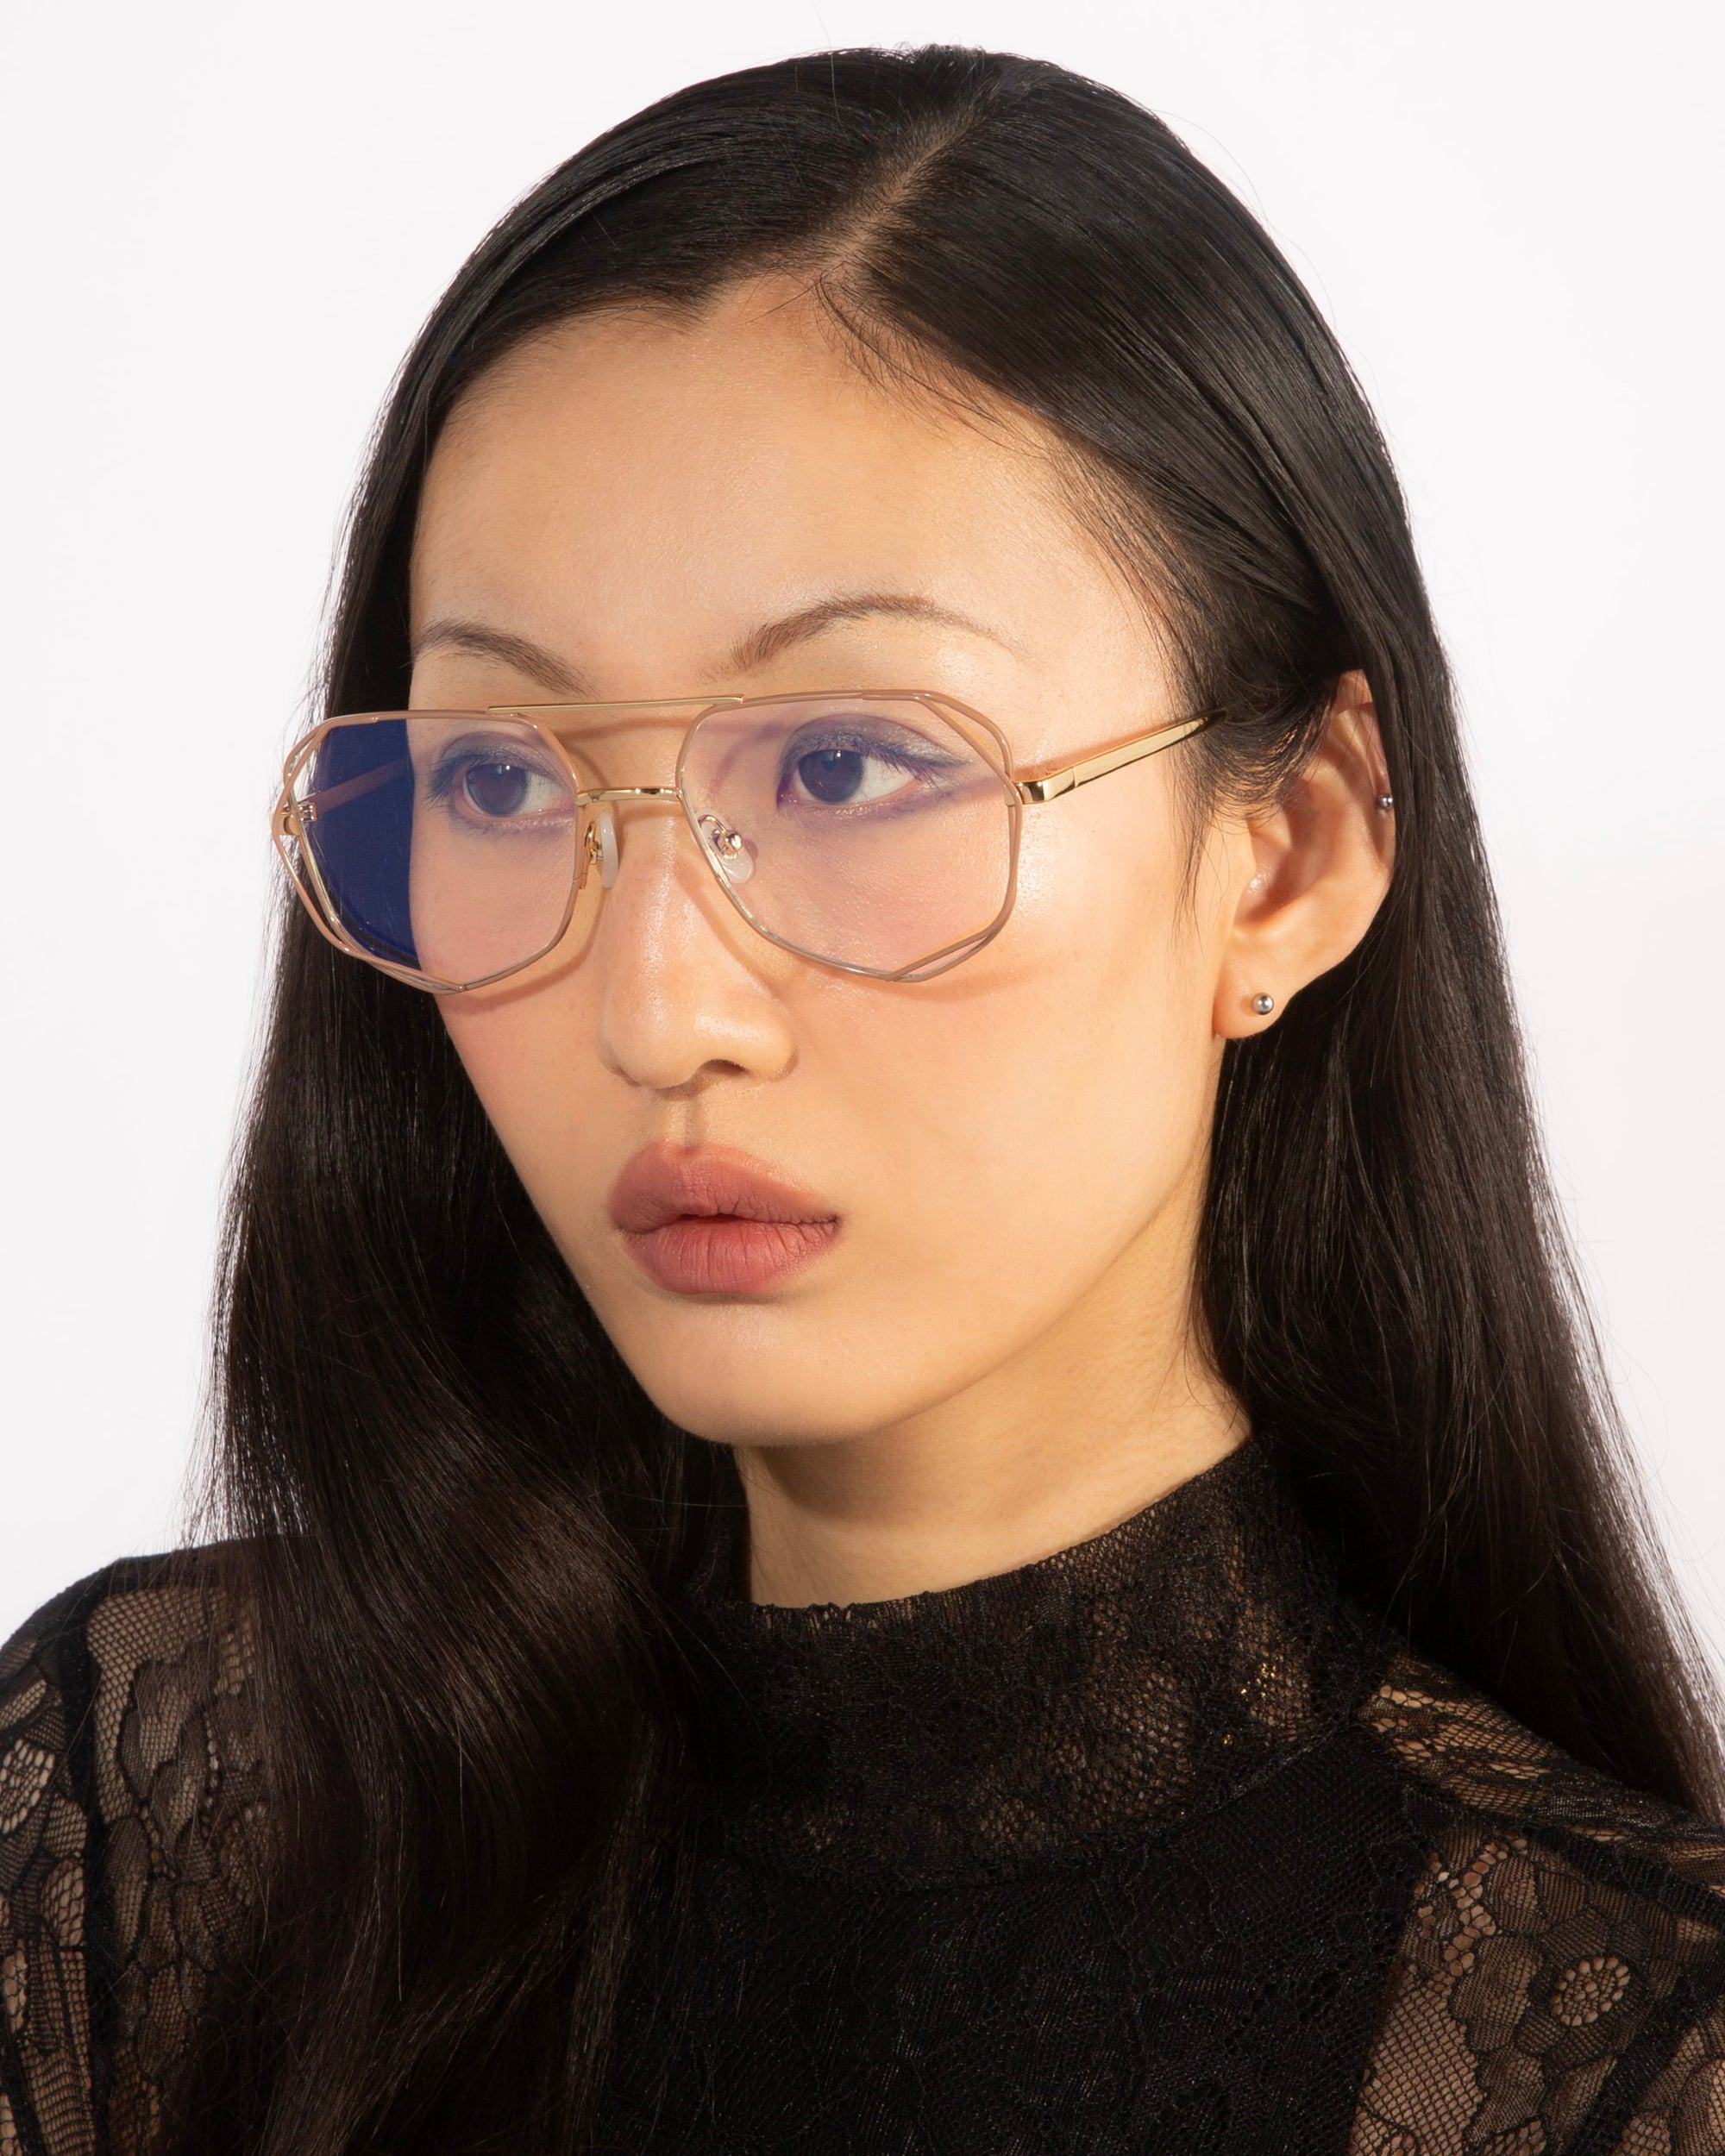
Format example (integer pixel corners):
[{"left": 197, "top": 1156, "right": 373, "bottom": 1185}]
[
  {"left": 2, "top": 1545, "right": 262, "bottom": 1868},
  {"left": 0, "top": 1548, "right": 266, "bottom": 2156},
  {"left": 1349, "top": 1645, "right": 1725, "bottom": 2155},
  {"left": 1357, "top": 1647, "right": 1725, "bottom": 1873}
]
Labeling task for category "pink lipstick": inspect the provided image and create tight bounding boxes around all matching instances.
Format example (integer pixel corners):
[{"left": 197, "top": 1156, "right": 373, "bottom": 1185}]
[{"left": 608, "top": 1142, "right": 840, "bottom": 1295}]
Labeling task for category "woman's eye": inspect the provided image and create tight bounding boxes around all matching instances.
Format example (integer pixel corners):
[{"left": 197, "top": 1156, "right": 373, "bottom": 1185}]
[
  {"left": 787, "top": 743, "right": 921, "bottom": 807},
  {"left": 451, "top": 757, "right": 567, "bottom": 820}
]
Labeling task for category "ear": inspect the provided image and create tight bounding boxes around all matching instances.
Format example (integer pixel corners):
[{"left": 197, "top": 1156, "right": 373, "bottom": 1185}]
[{"left": 1212, "top": 671, "right": 1395, "bottom": 1038}]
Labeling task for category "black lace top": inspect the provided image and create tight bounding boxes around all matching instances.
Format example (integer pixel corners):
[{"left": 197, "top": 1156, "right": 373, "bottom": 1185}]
[{"left": 7, "top": 1441, "right": 1725, "bottom": 2155}]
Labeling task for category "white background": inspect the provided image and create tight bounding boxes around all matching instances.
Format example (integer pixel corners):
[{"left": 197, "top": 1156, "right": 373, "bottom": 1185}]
[{"left": 1, "top": 0, "right": 1720, "bottom": 1656}]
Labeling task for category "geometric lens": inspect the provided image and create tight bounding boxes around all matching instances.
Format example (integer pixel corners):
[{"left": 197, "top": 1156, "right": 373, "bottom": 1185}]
[
  {"left": 292, "top": 713, "right": 581, "bottom": 987},
  {"left": 680, "top": 694, "right": 1014, "bottom": 977}
]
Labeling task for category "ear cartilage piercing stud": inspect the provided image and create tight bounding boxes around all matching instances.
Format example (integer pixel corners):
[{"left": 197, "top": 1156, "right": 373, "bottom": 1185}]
[
  {"left": 1377, "top": 793, "right": 1396, "bottom": 812},
  {"left": 1252, "top": 993, "right": 1276, "bottom": 1017}
]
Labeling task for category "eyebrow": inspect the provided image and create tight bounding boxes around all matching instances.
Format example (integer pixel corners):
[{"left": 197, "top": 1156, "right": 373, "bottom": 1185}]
[
  {"left": 726, "top": 592, "right": 1023, "bottom": 673},
  {"left": 411, "top": 592, "right": 1021, "bottom": 697},
  {"left": 410, "top": 620, "right": 590, "bottom": 693}
]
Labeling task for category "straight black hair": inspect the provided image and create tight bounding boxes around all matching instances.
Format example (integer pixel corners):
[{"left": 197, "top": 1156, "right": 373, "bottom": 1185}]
[{"left": 184, "top": 43, "right": 1723, "bottom": 2155}]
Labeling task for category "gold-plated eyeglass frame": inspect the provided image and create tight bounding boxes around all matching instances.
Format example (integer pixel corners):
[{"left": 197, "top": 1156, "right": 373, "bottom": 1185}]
[{"left": 272, "top": 691, "right": 1220, "bottom": 992}]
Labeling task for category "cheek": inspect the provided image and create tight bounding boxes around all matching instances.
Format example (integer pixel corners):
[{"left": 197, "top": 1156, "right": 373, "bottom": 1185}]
[
  {"left": 841, "top": 807, "right": 1215, "bottom": 1292},
  {"left": 438, "top": 987, "right": 614, "bottom": 1218}
]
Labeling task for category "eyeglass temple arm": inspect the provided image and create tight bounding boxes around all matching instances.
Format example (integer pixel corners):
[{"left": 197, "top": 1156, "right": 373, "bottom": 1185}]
[
  {"left": 285, "top": 757, "right": 411, "bottom": 824},
  {"left": 1013, "top": 711, "right": 1221, "bottom": 805}
]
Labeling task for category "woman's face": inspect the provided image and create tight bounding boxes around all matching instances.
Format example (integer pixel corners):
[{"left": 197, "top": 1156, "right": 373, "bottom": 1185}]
[{"left": 408, "top": 278, "right": 1363, "bottom": 1448}]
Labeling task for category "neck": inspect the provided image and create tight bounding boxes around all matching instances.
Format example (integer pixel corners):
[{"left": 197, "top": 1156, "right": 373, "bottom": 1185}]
[{"left": 733, "top": 1219, "right": 1247, "bottom": 1607}]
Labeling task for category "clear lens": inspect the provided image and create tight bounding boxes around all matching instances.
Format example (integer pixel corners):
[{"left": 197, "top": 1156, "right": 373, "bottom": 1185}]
[
  {"left": 291, "top": 714, "right": 582, "bottom": 986},
  {"left": 680, "top": 696, "right": 1014, "bottom": 975}
]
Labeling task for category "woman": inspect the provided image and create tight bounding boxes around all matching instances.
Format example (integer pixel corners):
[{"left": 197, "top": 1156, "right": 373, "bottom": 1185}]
[{"left": 3, "top": 43, "right": 1723, "bottom": 2156}]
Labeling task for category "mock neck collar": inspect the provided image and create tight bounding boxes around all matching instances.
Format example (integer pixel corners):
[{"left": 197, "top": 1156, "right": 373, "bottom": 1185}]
[{"left": 682, "top": 1438, "right": 1383, "bottom": 1885}]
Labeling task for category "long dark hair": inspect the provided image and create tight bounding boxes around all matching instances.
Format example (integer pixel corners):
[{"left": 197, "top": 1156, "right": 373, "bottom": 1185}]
[{"left": 186, "top": 43, "right": 1722, "bottom": 2155}]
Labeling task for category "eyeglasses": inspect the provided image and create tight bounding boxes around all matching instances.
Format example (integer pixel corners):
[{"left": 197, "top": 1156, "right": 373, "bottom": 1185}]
[{"left": 272, "top": 693, "right": 1220, "bottom": 990}]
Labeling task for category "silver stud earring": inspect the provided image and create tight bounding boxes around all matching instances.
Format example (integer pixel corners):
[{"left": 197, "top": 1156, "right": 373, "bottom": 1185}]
[
  {"left": 1252, "top": 993, "right": 1276, "bottom": 1017},
  {"left": 1377, "top": 793, "right": 1396, "bottom": 812}
]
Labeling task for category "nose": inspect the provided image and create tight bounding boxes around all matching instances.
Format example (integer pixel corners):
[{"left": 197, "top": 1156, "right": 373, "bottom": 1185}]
[{"left": 593, "top": 802, "right": 797, "bottom": 1094}]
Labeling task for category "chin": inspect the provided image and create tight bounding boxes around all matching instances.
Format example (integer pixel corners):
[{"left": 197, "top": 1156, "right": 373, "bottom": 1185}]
[
  {"left": 630, "top": 1359, "right": 917, "bottom": 1450},
  {"left": 593, "top": 1303, "right": 933, "bottom": 1449}
]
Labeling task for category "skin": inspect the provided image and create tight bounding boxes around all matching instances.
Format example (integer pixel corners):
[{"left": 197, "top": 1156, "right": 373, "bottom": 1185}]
[{"left": 407, "top": 275, "right": 1393, "bottom": 1607}]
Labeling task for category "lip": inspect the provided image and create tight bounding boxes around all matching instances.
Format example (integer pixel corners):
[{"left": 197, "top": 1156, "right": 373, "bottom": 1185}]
[{"left": 607, "top": 1141, "right": 841, "bottom": 1296}]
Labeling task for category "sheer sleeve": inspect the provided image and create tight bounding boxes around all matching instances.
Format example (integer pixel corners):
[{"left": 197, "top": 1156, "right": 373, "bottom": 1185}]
[
  {"left": 1352, "top": 1652, "right": 1725, "bottom": 2156},
  {"left": 1603, "top": 2002, "right": 1725, "bottom": 2153},
  {"left": 0, "top": 1586, "right": 96, "bottom": 2156},
  {"left": 0, "top": 1557, "right": 265, "bottom": 2156}
]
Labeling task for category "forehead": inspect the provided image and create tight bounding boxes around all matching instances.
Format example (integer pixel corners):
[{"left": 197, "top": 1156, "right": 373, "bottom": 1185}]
[{"left": 409, "top": 278, "right": 1141, "bottom": 687}]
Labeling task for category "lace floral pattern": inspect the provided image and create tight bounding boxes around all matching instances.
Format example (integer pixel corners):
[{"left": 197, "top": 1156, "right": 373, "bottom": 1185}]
[
  {"left": 0, "top": 1621, "right": 91, "bottom": 2156},
  {"left": 0, "top": 1562, "right": 264, "bottom": 2156},
  {"left": 4, "top": 1445, "right": 1725, "bottom": 2155},
  {"left": 1353, "top": 1658, "right": 1725, "bottom": 2156},
  {"left": 686, "top": 1439, "right": 1377, "bottom": 1886}
]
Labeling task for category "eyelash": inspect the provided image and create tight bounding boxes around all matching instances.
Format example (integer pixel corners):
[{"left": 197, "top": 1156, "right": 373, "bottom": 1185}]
[
  {"left": 776, "top": 731, "right": 963, "bottom": 788},
  {"left": 424, "top": 747, "right": 564, "bottom": 804}
]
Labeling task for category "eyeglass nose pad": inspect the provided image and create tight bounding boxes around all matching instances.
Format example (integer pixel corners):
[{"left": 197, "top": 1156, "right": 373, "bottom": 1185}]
[
  {"left": 595, "top": 805, "right": 619, "bottom": 889},
  {"left": 698, "top": 812, "right": 755, "bottom": 885}
]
